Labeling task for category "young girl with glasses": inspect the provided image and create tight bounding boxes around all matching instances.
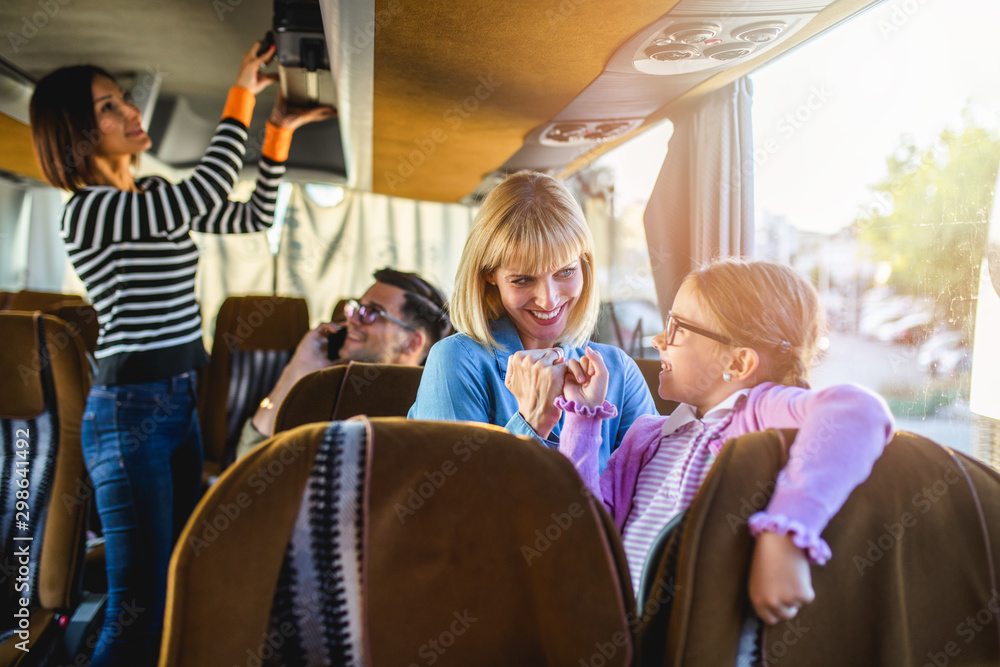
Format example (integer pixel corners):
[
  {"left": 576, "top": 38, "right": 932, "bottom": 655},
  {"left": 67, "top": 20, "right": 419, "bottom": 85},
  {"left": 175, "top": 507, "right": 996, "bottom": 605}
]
[{"left": 555, "top": 258, "right": 893, "bottom": 626}]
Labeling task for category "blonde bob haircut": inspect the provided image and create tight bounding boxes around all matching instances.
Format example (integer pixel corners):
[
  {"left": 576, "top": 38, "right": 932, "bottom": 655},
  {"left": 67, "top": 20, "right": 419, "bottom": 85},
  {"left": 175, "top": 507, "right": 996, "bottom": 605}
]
[{"left": 451, "top": 170, "right": 600, "bottom": 350}]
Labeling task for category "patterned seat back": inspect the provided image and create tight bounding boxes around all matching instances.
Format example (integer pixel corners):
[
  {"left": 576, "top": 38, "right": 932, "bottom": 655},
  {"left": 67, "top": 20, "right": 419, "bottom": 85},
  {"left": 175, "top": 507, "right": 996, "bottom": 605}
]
[
  {"left": 200, "top": 296, "right": 310, "bottom": 475},
  {"left": 0, "top": 313, "right": 90, "bottom": 641},
  {"left": 161, "top": 418, "right": 637, "bottom": 667}
]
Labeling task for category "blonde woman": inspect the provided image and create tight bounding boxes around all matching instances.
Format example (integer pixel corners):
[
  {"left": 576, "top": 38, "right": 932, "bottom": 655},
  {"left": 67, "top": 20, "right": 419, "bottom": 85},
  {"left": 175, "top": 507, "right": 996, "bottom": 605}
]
[{"left": 408, "top": 171, "right": 656, "bottom": 469}]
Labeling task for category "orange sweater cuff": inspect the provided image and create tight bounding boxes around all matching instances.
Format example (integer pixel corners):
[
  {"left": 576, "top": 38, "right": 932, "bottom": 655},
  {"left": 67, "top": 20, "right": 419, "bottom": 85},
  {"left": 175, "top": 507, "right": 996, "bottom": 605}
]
[
  {"left": 222, "top": 86, "right": 256, "bottom": 127},
  {"left": 263, "top": 122, "right": 294, "bottom": 162}
]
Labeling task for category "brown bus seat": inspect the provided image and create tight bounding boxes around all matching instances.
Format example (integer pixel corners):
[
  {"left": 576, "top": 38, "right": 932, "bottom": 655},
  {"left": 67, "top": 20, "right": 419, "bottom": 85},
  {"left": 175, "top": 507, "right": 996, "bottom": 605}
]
[
  {"left": 632, "top": 357, "right": 677, "bottom": 416},
  {"left": 0, "top": 313, "right": 91, "bottom": 661},
  {"left": 3, "top": 297, "right": 99, "bottom": 359},
  {"left": 330, "top": 298, "right": 348, "bottom": 322},
  {"left": 273, "top": 362, "right": 423, "bottom": 434},
  {"left": 160, "top": 418, "right": 635, "bottom": 667},
  {"left": 45, "top": 301, "right": 100, "bottom": 357},
  {"left": 7, "top": 290, "right": 86, "bottom": 312},
  {"left": 638, "top": 428, "right": 1000, "bottom": 666},
  {"left": 199, "top": 296, "right": 310, "bottom": 479}
]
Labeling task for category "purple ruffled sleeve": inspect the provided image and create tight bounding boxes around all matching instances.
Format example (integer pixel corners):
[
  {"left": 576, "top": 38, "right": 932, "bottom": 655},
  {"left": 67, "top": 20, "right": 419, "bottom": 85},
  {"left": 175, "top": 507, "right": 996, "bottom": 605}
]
[
  {"left": 554, "top": 397, "right": 618, "bottom": 419},
  {"left": 554, "top": 397, "right": 618, "bottom": 502},
  {"left": 747, "top": 512, "right": 832, "bottom": 564},
  {"left": 736, "top": 383, "right": 894, "bottom": 567}
]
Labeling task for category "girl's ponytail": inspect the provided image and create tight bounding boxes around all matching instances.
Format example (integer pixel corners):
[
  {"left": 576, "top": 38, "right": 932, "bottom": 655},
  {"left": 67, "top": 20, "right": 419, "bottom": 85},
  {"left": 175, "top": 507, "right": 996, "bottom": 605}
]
[{"left": 778, "top": 350, "right": 811, "bottom": 389}]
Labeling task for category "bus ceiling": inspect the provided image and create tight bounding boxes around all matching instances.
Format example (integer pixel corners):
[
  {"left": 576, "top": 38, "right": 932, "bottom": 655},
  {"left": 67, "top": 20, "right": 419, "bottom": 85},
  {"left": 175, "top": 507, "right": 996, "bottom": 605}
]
[{"left": 0, "top": 0, "right": 882, "bottom": 202}]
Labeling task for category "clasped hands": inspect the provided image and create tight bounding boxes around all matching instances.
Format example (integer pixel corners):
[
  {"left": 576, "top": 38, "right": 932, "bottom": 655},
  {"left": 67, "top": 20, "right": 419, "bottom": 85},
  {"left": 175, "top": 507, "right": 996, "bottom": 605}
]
[{"left": 504, "top": 346, "right": 608, "bottom": 439}]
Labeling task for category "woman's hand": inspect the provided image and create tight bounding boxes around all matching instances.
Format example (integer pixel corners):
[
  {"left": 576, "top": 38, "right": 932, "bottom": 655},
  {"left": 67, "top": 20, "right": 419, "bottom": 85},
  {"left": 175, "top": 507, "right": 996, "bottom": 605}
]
[
  {"left": 268, "top": 91, "right": 337, "bottom": 130},
  {"left": 505, "top": 348, "right": 566, "bottom": 438},
  {"left": 234, "top": 41, "right": 279, "bottom": 95},
  {"left": 562, "top": 347, "right": 609, "bottom": 411},
  {"left": 748, "top": 532, "right": 816, "bottom": 625}
]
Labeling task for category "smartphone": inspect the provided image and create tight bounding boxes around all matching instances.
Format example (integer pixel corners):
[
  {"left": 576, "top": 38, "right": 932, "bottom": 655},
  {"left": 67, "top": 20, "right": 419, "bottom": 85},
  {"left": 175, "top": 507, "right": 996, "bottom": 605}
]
[{"left": 326, "top": 324, "right": 347, "bottom": 361}]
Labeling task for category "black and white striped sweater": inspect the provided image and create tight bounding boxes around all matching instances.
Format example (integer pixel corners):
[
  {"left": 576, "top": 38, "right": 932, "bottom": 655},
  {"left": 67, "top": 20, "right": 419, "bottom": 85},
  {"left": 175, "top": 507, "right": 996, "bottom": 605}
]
[{"left": 60, "top": 117, "right": 284, "bottom": 385}]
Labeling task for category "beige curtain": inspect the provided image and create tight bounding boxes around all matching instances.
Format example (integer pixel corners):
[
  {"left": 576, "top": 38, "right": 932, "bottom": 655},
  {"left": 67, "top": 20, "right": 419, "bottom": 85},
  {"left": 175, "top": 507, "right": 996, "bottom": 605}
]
[
  {"left": 0, "top": 183, "right": 75, "bottom": 293},
  {"left": 276, "top": 185, "right": 475, "bottom": 323},
  {"left": 642, "top": 77, "right": 755, "bottom": 315},
  {"left": 193, "top": 225, "right": 275, "bottom": 343},
  {"left": 193, "top": 184, "right": 475, "bottom": 341}
]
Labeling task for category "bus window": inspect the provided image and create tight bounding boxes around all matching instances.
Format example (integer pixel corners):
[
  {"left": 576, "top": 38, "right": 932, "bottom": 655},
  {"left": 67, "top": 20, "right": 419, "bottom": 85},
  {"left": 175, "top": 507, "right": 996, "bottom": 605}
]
[
  {"left": 751, "top": 0, "right": 1000, "bottom": 458},
  {"left": 578, "top": 121, "right": 673, "bottom": 358}
]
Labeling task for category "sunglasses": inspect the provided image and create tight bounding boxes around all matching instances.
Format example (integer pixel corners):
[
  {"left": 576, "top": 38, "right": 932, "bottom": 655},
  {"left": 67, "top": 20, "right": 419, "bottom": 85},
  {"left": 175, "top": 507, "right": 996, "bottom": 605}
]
[
  {"left": 664, "top": 311, "right": 733, "bottom": 347},
  {"left": 344, "top": 299, "right": 416, "bottom": 332}
]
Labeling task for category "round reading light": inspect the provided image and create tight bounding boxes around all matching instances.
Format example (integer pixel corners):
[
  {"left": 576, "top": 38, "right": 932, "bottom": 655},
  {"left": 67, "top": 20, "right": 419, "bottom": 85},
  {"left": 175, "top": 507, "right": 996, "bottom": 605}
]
[
  {"left": 592, "top": 122, "right": 631, "bottom": 139},
  {"left": 538, "top": 119, "right": 642, "bottom": 146},
  {"left": 645, "top": 44, "right": 700, "bottom": 62},
  {"left": 305, "top": 183, "right": 345, "bottom": 207},
  {"left": 703, "top": 43, "right": 756, "bottom": 61},
  {"left": 545, "top": 123, "right": 589, "bottom": 143},
  {"left": 731, "top": 21, "right": 786, "bottom": 43},
  {"left": 664, "top": 22, "right": 721, "bottom": 44}
]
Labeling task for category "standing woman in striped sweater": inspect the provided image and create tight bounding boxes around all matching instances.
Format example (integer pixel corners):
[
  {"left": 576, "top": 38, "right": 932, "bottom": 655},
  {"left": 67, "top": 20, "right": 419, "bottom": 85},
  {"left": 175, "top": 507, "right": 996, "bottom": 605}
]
[{"left": 29, "top": 43, "right": 332, "bottom": 665}]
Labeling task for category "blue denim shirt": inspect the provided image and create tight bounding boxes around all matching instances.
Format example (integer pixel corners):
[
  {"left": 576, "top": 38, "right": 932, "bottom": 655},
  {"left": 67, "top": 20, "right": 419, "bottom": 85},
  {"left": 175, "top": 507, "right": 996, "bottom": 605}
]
[{"left": 408, "top": 315, "right": 657, "bottom": 472}]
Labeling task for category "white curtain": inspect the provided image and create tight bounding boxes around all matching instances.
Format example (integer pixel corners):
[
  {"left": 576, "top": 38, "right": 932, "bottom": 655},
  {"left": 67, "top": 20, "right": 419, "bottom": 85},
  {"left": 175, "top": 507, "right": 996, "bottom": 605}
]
[
  {"left": 194, "top": 184, "right": 476, "bottom": 338},
  {"left": 276, "top": 185, "right": 476, "bottom": 323},
  {"left": 0, "top": 182, "right": 29, "bottom": 290},
  {"left": 0, "top": 181, "right": 75, "bottom": 293},
  {"left": 193, "top": 223, "right": 275, "bottom": 342},
  {"left": 642, "top": 77, "right": 755, "bottom": 315}
]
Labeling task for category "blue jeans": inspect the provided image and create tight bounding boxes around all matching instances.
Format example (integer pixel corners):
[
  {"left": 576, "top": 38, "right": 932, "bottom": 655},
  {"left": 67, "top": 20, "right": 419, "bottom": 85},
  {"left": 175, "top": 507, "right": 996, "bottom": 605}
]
[{"left": 81, "top": 372, "right": 203, "bottom": 666}]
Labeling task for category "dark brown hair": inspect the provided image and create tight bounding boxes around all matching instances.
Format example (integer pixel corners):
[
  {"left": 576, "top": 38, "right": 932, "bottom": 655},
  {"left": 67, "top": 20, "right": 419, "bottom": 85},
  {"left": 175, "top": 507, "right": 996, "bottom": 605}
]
[
  {"left": 373, "top": 267, "right": 452, "bottom": 362},
  {"left": 687, "top": 258, "right": 823, "bottom": 388},
  {"left": 30, "top": 65, "right": 120, "bottom": 191}
]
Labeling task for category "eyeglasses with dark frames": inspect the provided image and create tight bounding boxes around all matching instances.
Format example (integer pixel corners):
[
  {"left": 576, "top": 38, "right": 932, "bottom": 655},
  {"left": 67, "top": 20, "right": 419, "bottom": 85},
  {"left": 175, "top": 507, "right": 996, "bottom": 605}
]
[
  {"left": 664, "top": 311, "right": 734, "bottom": 347},
  {"left": 344, "top": 299, "right": 416, "bottom": 332}
]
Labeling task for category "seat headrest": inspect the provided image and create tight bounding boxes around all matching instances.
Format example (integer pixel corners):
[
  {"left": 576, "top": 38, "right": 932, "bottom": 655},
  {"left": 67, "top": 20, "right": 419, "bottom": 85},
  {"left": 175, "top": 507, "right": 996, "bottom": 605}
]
[
  {"left": 46, "top": 301, "right": 100, "bottom": 354},
  {"left": 8, "top": 290, "right": 85, "bottom": 312},
  {"left": 214, "top": 296, "right": 310, "bottom": 351},
  {"left": 0, "top": 312, "right": 46, "bottom": 419}
]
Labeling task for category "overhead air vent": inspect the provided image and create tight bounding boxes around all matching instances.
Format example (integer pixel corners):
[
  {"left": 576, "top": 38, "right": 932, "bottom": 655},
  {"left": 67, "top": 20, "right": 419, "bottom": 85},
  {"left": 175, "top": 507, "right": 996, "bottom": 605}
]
[
  {"left": 538, "top": 119, "right": 643, "bottom": 147},
  {"left": 645, "top": 44, "right": 700, "bottom": 62},
  {"left": 704, "top": 43, "right": 756, "bottom": 61},
  {"left": 660, "top": 22, "right": 720, "bottom": 44},
  {"left": 632, "top": 14, "right": 801, "bottom": 75},
  {"left": 731, "top": 21, "right": 787, "bottom": 43}
]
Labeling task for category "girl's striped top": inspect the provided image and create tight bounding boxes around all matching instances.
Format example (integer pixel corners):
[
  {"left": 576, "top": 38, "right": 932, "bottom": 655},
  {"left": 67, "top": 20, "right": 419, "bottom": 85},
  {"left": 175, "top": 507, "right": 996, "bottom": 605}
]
[{"left": 60, "top": 87, "right": 287, "bottom": 385}]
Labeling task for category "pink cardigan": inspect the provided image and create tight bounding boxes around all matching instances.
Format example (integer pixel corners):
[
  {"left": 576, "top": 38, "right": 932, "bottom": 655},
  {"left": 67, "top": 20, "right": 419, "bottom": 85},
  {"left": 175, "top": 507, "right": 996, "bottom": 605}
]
[{"left": 557, "top": 382, "right": 894, "bottom": 562}]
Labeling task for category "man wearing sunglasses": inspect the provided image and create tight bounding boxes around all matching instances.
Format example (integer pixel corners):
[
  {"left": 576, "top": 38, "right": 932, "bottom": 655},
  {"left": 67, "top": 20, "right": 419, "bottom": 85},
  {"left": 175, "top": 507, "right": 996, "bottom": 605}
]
[{"left": 236, "top": 267, "right": 451, "bottom": 457}]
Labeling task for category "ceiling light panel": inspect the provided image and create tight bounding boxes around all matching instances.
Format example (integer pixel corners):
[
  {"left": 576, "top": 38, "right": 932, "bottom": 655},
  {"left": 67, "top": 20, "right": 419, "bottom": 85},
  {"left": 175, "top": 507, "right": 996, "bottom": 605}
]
[
  {"left": 538, "top": 119, "right": 645, "bottom": 147},
  {"left": 632, "top": 14, "right": 811, "bottom": 75}
]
